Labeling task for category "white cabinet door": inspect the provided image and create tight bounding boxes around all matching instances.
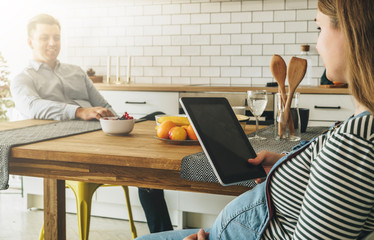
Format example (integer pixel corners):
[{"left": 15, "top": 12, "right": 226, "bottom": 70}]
[
  {"left": 299, "top": 94, "right": 355, "bottom": 126},
  {"left": 100, "top": 91, "right": 179, "bottom": 119}
]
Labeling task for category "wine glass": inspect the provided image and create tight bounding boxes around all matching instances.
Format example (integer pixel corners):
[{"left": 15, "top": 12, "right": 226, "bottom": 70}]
[{"left": 247, "top": 90, "right": 268, "bottom": 140}]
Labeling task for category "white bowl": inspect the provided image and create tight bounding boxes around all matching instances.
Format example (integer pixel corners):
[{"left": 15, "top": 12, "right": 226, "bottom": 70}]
[{"left": 100, "top": 117, "right": 135, "bottom": 135}]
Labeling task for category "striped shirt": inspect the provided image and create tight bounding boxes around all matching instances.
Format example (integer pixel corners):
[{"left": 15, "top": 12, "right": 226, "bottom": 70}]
[{"left": 262, "top": 112, "right": 374, "bottom": 239}]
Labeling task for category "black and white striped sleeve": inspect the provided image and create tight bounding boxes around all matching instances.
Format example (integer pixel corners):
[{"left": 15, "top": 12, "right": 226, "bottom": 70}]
[{"left": 293, "top": 130, "right": 374, "bottom": 239}]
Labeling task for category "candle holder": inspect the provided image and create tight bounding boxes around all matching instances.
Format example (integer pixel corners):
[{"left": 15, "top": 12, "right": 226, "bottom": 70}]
[
  {"left": 106, "top": 56, "right": 111, "bottom": 84},
  {"left": 127, "top": 56, "right": 132, "bottom": 84},
  {"left": 115, "top": 56, "right": 121, "bottom": 85}
]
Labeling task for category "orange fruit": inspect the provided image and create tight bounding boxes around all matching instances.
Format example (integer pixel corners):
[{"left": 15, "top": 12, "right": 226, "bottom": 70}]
[
  {"left": 168, "top": 126, "right": 187, "bottom": 140},
  {"left": 186, "top": 125, "right": 198, "bottom": 140},
  {"left": 157, "top": 121, "right": 176, "bottom": 139}
]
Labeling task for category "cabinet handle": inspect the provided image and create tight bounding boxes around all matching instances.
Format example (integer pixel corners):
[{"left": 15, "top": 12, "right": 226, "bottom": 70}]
[
  {"left": 125, "top": 101, "right": 147, "bottom": 104},
  {"left": 314, "top": 105, "right": 341, "bottom": 109}
]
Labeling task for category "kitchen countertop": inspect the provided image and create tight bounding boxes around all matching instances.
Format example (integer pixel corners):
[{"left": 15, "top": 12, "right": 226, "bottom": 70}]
[{"left": 94, "top": 83, "right": 350, "bottom": 94}]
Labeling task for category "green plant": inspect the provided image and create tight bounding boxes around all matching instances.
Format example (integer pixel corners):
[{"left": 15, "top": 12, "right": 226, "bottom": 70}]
[{"left": 0, "top": 52, "right": 14, "bottom": 121}]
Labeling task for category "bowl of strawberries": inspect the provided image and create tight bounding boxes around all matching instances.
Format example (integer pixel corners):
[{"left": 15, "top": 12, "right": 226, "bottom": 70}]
[{"left": 100, "top": 112, "right": 135, "bottom": 135}]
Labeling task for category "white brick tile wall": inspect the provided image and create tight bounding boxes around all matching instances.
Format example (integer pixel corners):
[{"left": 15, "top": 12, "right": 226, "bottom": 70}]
[
  {"left": 242, "top": 1, "right": 263, "bottom": 11},
  {"left": 163, "top": 4, "right": 181, "bottom": 14},
  {"left": 172, "top": 36, "right": 191, "bottom": 46},
  {"left": 201, "top": 46, "right": 220, "bottom": 56},
  {"left": 181, "top": 3, "right": 201, "bottom": 14},
  {"left": 172, "top": 56, "right": 190, "bottom": 66},
  {"left": 153, "top": 76, "right": 172, "bottom": 84},
  {"left": 297, "top": 9, "right": 317, "bottom": 21},
  {"left": 221, "top": 2, "right": 241, "bottom": 12},
  {"left": 296, "top": 32, "right": 318, "bottom": 44},
  {"left": 153, "top": 36, "right": 171, "bottom": 46},
  {"left": 253, "top": 34, "right": 273, "bottom": 44},
  {"left": 191, "top": 14, "right": 210, "bottom": 24},
  {"left": 134, "top": 57, "right": 153, "bottom": 66},
  {"left": 201, "top": 67, "right": 220, "bottom": 77},
  {"left": 55, "top": 0, "right": 322, "bottom": 86},
  {"left": 274, "top": 10, "right": 296, "bottom": 21},
  {"left": 190, "top": 77, "right": 210, "bottom": 85},
  {"left": 241, "top": 67, "right": 262, "bottom": 77},
  {"left": 221, "top": 24, "right": 241, "bottom": 34},
  {"left": 144, "top": 67, "right": 162, "bottom": 76},
  {"left": 162, "top": 25, "right": 181, "bottom": 35},
  {"left": 163, "top": 67, "right": 181, "bottom": 76},
  {"left": 181, "top": 46, "right": 201, "bottom": 56},
  {"left": 201, "top": 3, "right": 221, "bottom": 13},
  {"left": 182, "top": 25, "right": 201, "bottom": 35},
  {"left": 143, "top": 26, "right": 162, "bottom": 36},
  {"left": 201, "top": 24, "right": 221, "bottom": 34},
  {"left": 253, "top": 11, "right": 273, "bottom": 22},
  {"left": 163, "top": 46, "right": 181, "bottom": 56},
  {"left": 264, "top": 22, "right": 285, "bottom": 33},
  {"left": 134, "top": 36, "right": 153, "bottom": 46},
  {"left": 264, "top": 0, "right": 284, "bottom": 10},
  {"left": 133, "top": 16, "right": 153, "bottom": 26},
  {"left": 221, "top": 45, "right": 241, "bottom": 56},
  {"left": 144, "top": 5, "right": 162, "bottom": 15},
  {"left": 252, "top": 56, "right": 271, "bottom": 66},
  {"left": 191, "top": 35, "right": 210, "bottom": 45},
  {"left": 210, "top": 77, "right": 230, "bottom": 85},
  {"left": 231, "top": 34, "right": 251, "bottom": 45},
  {"left": 191, "top": 56, "right": 210, "bottom": 66},
  {"left": 181, "top": 67, "right": 200, "bottom": 77},
  {"left": 171, "top": 77, "right": 190, "bottom": 84},
  {"left": 242, "top": 45, "right": 263, "bottom": 55},
  {"left": 231, "top": 56, "right": 251, "bottom": 66},
  {"left": 211, "top": 35, "right": 230, "bottom": 45},
  {"left": 230, "top": 78, "right": 250, "bottom": 86},
  {"left": 211, "top": 13, "right": 231, "bottom": 23},
  {"left": 231, "top": 12, "right": 251, "bottom": 23},
  {"left": 286, "top": 21, "right": 307, "bottom": 32},
  {"left": 154, "top": 56, "right": 171, "bottom": 66},
  {"left": 263, "top": 44, "right": 284, "bottom": 55},
  {"left": 286, "top": 0, "right": 308, "bottom": 10},
  {"left": 211, "top": 56, "right": 230, "bottom": 66},
  {"left": 242, "top": 23, "right": 263, "bottom": 33},
  {"left": 172, "top": 14, "right": 191, "bottom": 25},
  {"left": 153, "top": 15, "right": 171, "bottom": 25},
  {"left": 274, "top": 33, "right": 295, "bottom": 44}
]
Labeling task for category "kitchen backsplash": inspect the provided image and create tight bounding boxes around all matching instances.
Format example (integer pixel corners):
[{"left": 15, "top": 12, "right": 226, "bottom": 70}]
[{"left": 58, "top": 0, "right": 323, "bottom": 86}]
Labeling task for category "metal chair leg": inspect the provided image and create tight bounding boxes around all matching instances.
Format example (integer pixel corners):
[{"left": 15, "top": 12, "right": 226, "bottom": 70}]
[{"left": 122, "top": 186, "right": 138, "bottom": 239}]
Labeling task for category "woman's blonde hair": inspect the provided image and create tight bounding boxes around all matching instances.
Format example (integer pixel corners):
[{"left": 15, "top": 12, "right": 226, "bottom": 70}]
[{"left": 318, "top": 0, "right": 374, "bottom": 113}]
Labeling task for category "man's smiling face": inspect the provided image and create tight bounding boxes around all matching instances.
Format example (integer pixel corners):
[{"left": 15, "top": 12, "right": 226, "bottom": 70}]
[{"left": 28, "top": 23, "right": 61, "bottom": 68}]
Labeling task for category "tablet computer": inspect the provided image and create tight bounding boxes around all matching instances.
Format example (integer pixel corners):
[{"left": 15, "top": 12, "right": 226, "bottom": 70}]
[{"left": 180, "top": 97, "right": 266, "bottom": 186}]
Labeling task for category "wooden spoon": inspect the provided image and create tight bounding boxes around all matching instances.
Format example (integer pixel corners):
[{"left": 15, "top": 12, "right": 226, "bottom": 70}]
[
  {"left": 270, "top": 55, "right": 295, "bottom": 137},
  {"left": 280, "top": 57, "right": 307, "bottom": 136},
  {"left": 270, "top": 55, "right": 287, "bottom": 102}
]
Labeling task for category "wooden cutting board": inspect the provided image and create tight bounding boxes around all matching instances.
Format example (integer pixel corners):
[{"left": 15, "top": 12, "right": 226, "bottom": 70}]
[{"left": 319, "top": 84, "right": 348, "bottom": 88}]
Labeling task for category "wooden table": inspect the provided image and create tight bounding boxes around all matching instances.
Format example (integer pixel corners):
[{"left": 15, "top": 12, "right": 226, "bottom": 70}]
[{"left": 4, "top": 120, "right": 261, "bottom": 240}]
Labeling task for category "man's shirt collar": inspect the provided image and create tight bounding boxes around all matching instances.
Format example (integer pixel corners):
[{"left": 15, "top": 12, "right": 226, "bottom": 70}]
[{"left": 29, "top": 59, "right": 60, "bottom": 71}]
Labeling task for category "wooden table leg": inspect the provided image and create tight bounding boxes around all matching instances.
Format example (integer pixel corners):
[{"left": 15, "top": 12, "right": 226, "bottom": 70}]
[{"left": 44, "top": 178, "right": 66, "bottom": 240}]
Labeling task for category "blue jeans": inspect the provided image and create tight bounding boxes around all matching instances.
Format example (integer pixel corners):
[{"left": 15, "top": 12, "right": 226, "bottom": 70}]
[{"left": 136, "top": 183, "right": 269, "bottom": 240}]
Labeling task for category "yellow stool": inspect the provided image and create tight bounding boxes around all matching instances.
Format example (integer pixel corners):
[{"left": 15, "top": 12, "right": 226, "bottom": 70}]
[{"left": 39, "top": 181, "right": 137, "bottom": 240}]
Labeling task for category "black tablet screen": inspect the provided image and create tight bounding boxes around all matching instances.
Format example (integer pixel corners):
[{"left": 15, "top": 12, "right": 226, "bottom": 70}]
[{"left": 181, "top": 97, "right": 266, "bottom": 185}]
